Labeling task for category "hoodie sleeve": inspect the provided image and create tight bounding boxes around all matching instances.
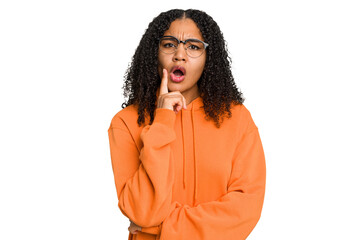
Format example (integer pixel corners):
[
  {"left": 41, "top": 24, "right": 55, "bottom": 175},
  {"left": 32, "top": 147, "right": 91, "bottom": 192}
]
[
  {"left": 107, "top": 108, "right": 177, "bottom": 228},
  {"left": 156, "top": 110, "right": 266, "bottom": 240}
]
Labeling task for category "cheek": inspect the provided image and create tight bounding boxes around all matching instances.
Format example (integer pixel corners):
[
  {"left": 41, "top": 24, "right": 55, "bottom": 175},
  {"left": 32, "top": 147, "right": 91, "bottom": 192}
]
[
  {"left": 190, "top": 58, "right": 206, "bottom": 77},
  {"left": 157, "top": 53, "right": 163, "bottom": 67},
  {"left": 157, "top": 55, "right": 166, "bottom": 75},
  {"left": 157, "top": 64, "right": 162, "bottom": 76},
  {"left": 158, "top": 54, "right": 172, "bottom": 69}
]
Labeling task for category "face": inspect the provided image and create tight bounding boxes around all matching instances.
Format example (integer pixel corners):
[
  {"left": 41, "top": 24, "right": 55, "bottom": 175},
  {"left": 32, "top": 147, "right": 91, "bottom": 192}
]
[{"left": 157, "top": 18, "right": 206, "bottom": 99}]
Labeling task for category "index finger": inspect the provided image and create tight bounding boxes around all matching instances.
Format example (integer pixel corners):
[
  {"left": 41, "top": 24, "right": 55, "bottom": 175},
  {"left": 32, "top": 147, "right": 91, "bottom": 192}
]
[{"left": 159, "top": 68, "right": 168, "bottom": 95}]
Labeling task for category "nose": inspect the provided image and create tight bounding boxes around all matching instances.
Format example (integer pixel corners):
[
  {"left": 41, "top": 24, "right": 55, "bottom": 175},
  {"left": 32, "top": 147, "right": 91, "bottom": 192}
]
[{"left": 173, "top": 42, "right": 187, "bottom": 62}]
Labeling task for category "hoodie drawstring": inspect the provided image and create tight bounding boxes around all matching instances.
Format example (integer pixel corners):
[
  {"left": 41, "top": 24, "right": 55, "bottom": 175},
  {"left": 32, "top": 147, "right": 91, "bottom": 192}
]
[
  {"left": 192, "top": 104, "right": 198, "bottom": 204},
  {"left": 181, "top": 99, "right": 198, "bottom": 204},
  {"left": 181, "top": 110, "right": 186, "bottom": 189}
]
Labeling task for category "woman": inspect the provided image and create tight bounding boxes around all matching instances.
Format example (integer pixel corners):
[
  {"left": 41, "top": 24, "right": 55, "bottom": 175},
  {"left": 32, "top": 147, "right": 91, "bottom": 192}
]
[{"left": 108, "top": 9, "right": 266, "bottom": 240}]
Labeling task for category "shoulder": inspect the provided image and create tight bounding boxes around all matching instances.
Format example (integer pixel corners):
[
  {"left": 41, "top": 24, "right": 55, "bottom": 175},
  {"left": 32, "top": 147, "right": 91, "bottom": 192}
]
[
  {"left": 107, "top": 105, "right": 146, "bottom": 152},
  {"left": 108, "top": 104, "right": 140, "bottom": 130},
  {"left": 230, "top": 102, "right": 258, "bottom": 132},
  {"left": 230, "top": 102, "right": 251, "bottom": 122}
]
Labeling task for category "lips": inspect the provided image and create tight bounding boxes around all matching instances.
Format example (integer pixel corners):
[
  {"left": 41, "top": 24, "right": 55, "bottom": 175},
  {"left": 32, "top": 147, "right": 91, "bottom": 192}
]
[
  {"left": 171, "top": 66, "right": 186, "bottom": 76},
  {"left": 170, "top": 65, "right": 186, "bottom": 83}
]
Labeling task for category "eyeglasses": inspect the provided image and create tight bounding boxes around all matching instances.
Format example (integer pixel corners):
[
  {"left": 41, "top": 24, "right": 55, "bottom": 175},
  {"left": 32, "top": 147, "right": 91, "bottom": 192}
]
[{"left": 159, "top": 35, "right": 209, "bottom": 58}]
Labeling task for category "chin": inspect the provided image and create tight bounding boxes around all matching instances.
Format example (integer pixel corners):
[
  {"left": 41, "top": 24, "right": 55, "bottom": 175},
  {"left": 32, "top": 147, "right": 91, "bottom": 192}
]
[{"left": 168, "top": 86, "right": 183, "bottom": 92}]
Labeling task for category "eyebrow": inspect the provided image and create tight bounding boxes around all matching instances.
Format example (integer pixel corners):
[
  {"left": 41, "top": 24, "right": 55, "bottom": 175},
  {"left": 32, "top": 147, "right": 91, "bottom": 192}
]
[{"left": 162, "top": 35, "right": 203, "bottom": 41}]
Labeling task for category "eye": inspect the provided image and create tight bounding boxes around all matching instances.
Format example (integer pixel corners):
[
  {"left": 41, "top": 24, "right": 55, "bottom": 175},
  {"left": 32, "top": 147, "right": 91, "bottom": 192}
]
[
  {"left": 188, "top": 45, "right": 200, "bottom": 50},
  {"left": 163, "top": 43, "right": 176, "bottom": 48}
]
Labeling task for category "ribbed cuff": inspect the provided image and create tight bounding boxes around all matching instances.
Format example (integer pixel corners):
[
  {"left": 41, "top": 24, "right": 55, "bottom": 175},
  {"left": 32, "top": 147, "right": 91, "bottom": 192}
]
[{"left": 140, "top": 224, "right": 162, "bottom": 235}]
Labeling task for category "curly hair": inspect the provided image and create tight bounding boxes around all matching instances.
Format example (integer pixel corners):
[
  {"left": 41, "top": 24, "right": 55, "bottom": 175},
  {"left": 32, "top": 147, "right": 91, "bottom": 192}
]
[{"left": 121, "top": 9, "right": 245, "bottom": 128}]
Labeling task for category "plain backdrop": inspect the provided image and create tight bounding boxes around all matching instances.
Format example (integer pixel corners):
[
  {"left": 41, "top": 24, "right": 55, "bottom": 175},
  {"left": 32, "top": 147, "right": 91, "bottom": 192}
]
[{"left": 1, "top": 0, "right": 359, "bottom": 239}]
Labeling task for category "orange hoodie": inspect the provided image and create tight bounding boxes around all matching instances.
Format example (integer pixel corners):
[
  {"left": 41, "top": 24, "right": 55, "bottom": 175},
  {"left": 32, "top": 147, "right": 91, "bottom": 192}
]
[{"left": 107, "top": 92, "right": 266, "bottom": 240}]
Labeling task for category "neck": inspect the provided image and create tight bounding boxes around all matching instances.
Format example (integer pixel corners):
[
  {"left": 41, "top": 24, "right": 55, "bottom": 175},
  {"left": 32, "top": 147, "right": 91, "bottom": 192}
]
[{"left": 181, "top": 87, "right": 200, "bottom": 106}]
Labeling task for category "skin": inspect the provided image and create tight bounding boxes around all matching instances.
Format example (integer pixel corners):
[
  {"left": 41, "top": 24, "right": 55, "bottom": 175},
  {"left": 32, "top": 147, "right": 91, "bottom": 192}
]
[
  {"left": 157, "top": 68, "right": 187, "bottom": 114},
  {"left": 128, "top": 220, "right": 141, "bottom": 234},
  {"left": 157, "top": 17, "right": 206, "bottom": 108},
  {"left": 128, "top": 17, "right": 207, "bottom": 234}
]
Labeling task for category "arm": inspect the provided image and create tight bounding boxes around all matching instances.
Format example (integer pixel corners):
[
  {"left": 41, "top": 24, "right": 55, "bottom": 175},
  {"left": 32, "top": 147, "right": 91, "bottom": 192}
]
[
  {"left": 108, "top": 108, "right": 177, "bottom": 228},
  {"left": 141, "top": 114, "right": 266, "bottom": 239}
]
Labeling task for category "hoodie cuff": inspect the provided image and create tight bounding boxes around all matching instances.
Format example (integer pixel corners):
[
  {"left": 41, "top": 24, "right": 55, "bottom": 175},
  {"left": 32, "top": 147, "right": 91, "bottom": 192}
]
[
  {"left": 140, "top": 224, "right": 162, "bottom": 235},
  {"left": 153, "top": 108, "right": 176, "bottom": 128}
]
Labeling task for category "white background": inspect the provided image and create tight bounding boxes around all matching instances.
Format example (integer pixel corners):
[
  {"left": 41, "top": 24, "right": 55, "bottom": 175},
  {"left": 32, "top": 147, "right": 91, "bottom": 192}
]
[{"left": 1, "top": 0, "right": 359, "bottom": 239}]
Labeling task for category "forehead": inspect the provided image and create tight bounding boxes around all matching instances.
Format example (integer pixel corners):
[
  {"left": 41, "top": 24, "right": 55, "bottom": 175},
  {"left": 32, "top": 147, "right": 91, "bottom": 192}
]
[{"left": 163, "top": 18, "right": 204, "bottom": 41}]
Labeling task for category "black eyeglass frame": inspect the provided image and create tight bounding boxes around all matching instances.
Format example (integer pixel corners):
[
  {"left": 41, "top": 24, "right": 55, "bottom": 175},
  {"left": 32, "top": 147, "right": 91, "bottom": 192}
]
[{"left": 159, "top": 35, "right": 209, "bottom": 58}]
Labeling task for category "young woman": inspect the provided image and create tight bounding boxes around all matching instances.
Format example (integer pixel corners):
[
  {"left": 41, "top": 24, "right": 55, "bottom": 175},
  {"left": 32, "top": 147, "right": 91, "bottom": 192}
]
[{"left": 108, "top": 9, "right": 266, "bottom": 240}]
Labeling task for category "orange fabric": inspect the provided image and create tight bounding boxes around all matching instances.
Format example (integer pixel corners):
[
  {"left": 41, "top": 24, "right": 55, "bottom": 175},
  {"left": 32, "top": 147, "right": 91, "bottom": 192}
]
[{"left": 107, "top": 93, "right": 266, "bottom": 240}]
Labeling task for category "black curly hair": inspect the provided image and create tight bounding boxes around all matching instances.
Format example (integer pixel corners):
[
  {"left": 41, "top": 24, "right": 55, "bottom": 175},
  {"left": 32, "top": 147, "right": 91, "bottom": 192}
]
[{"left": 121, "top": 9, "right": 245, "bottom": 128}]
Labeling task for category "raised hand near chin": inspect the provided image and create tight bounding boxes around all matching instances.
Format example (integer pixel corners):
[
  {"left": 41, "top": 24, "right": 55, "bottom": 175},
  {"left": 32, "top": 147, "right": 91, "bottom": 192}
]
[{"left": 157, "top": 68, "right": 187, "bottom": 114}]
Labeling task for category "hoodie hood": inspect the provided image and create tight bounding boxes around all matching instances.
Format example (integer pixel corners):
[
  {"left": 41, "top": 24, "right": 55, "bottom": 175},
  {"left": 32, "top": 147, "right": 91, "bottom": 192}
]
[{"left": 155, "top": 88, "right": 204, "bottom": 204}]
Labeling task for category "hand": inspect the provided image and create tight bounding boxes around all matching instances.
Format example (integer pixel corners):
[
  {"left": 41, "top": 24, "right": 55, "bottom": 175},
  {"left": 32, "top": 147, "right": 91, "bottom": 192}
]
[
  {"left": 128, "top": 220, "right": 142, "bottom": 234},
  {"left": 157, "top": 68, "right": 187, "bottom": 114}
]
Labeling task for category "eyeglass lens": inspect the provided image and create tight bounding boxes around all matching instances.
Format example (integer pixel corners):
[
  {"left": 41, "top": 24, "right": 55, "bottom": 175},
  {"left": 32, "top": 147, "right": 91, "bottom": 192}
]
[{"left": 159, "top": 37, "right": 205, "bottom": 57}]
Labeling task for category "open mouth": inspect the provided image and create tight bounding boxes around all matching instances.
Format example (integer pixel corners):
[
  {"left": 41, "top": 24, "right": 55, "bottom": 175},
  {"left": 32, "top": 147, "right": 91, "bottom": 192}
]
[
  {"left": 173, "top": 69, "right": 184, "bottom": 76},
  {"left": 170, "top": 66, "right": 186, "bottom": 82}
]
